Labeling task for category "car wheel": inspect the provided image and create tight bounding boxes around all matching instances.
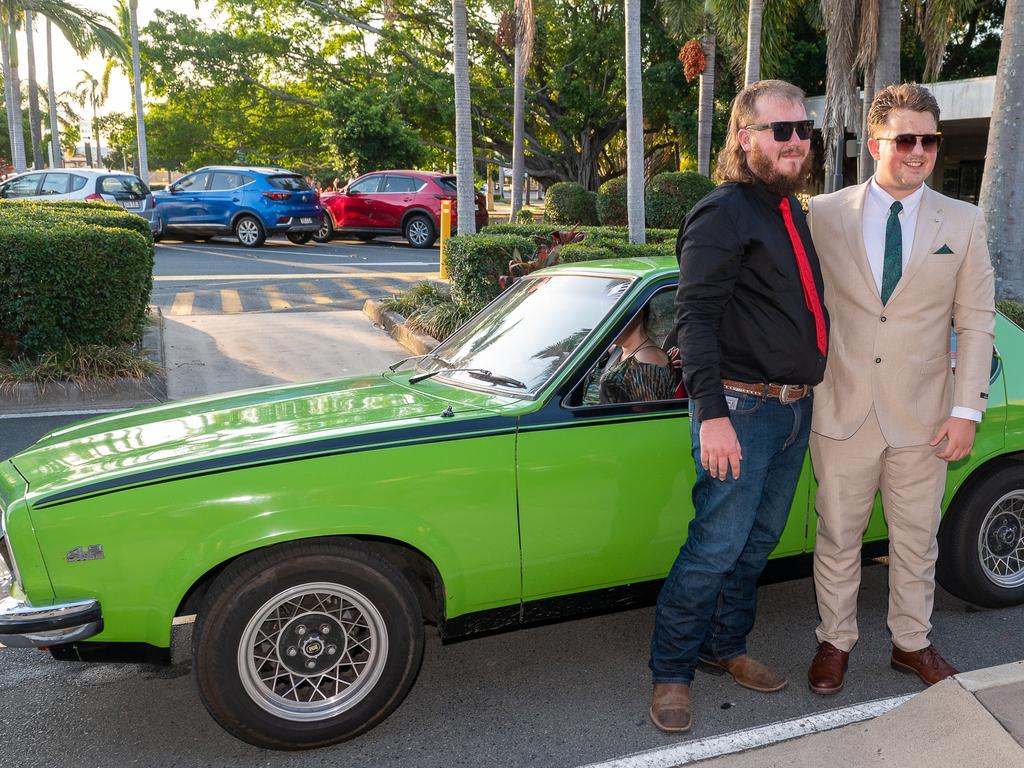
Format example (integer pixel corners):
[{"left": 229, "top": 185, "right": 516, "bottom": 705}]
[
  {"left": 313, "top": 215, "right": 334, "bottom": 243},
  {"left": 403, "top": 215, "right": 436, "bottom": 249},
  {"left": 192, "top": 539, "right": 424, "bottom": 750},
  {"left": 234, "top": 215, "right": 266, "bottom": 248},
  {"left": 286, "top": 232, "right": 313, "bottom": 245},
  {"left": 936, "top": 464, "right": 1024, "bottom": 608}
]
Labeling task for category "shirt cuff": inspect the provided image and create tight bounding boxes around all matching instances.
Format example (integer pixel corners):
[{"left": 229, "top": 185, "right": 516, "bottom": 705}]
[
  {"left": 951, "top": 407, "right": 982, "bottom": 423},
  {"left": 694, "top": 394, "right": 730, "bottom": 421}
]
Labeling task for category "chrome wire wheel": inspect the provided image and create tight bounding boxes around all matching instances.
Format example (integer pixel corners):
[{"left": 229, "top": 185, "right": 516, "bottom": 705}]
[
  {"left": 238, "top": 582, "right": 389, "bottom": 722},
  {"left": 977, "top": 490, "right": 1024, "bottom": 588},
  {"left": 236, "top": 217, "right": 262, "bottom": 246},
  {"left": 406, "top": 218, "right": 431, "bottom": 246}
]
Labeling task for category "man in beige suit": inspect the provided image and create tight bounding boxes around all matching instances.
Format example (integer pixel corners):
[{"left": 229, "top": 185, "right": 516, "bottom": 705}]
[{"left": 806, "top": 83, "right": 995, "bottom": 693}]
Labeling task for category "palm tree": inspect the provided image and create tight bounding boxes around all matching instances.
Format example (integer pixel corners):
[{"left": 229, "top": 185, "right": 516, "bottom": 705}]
[
  {"left": 76, "top": 70, "right": 106, "bottom": 167},
  {"left": 24, "top": 9, "right": 42, "bottom": 168},
  {"left": 453, "top": 0, "right": 475, "bottom": 235},
  {"left": 128, "top": 0, "right": 148, "bottom": 184},
  {"left": 979, "top": 0, "right": 1024, "bottom": 300},
  {"left": 101, "top": 0, "right": 148, "bottom": 181},
  {"left": 624, "top": 0, "right": 645, "bottom": 243},
  {"left": 744, "top": 0, "right": 763, "bottom": 85},
  {"left": 46, "top": 18, "right": 59, "bottom": 166},
  {"left": 509, "top": 0, "right": 534, "bottom": 220},
  {"left": 663, "top": 0, "right": 717, "bottom": 177},
  {"left": 821, "top": 0, "right": 858, "bottom": 191},
  {"left": 1, "top": 4, "right": 27, "bottom": 171}
]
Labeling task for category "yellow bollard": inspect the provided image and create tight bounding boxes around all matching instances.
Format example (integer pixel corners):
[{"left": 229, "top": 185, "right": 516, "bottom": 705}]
[{"left": 439, "top": 199, "right": 453, "bottom": 279}]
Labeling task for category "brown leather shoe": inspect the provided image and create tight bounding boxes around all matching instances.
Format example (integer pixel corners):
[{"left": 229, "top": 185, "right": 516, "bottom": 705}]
[
  {"left": 808, "top": 642, "right": 849, "bottom": 694},
  {"left": 891, "top": 644, "right": 959, "bottom": 686},
  {"left": 650, "top": 682, "right": 692, "bottom": 733},
  {"left": 699, "top": 654, "right": 787, "bottom": 692}
]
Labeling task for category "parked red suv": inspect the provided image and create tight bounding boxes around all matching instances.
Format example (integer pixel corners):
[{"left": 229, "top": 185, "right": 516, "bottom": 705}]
[{"left": 315, "top": 170, "right": 488, "bottom": 248}]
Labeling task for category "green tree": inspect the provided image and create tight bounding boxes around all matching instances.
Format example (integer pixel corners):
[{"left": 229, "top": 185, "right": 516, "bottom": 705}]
[{"left": 321, "top": 85, "right": 424, "bottom": 176}]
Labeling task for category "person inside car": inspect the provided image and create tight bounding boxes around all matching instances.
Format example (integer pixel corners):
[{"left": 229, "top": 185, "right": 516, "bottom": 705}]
[{"left": 582, "top": 305, "right": 674, "bottom": 405}]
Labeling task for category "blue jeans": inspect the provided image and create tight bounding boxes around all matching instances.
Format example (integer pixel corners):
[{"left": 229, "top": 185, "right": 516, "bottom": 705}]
[{"left": 649, "top": 391, "right": 812, "bottom": 683}]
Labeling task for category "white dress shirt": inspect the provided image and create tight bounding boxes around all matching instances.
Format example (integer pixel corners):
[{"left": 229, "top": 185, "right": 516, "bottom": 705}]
[{"left": 862, "top": 176, "right": 980, "bottom": 423}]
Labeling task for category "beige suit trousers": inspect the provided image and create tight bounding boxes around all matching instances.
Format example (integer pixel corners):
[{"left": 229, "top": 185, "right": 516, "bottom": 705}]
[{"left": 810, "top": 408, "right": 948, "bottom": 652}]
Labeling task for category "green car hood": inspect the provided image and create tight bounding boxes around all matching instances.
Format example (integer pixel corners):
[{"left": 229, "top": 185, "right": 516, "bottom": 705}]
[{"left": 13, "top": 374, "right": 509, "bottom": 507}]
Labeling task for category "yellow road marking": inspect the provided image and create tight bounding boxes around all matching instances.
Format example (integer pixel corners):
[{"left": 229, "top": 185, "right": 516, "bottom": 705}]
[
  {"left": 263, "top": 285, "right": 292, "bottom": 310},
  {"left": 220, "top": 289, "right": 243, "bottom": 314},
  {"left": 298, "top": 282, "right": 333, "bottom": 305},
  {"left": 333, "top": 279, "right": 370, "bottom": 300},
  {"left": 170, "top": 292, "right": 194, "bottom": 316}
]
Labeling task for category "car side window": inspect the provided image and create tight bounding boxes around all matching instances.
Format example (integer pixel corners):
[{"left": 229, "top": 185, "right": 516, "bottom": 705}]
[
  {"left": 39, "top": 173, "right": 69, "bottom": 195},
  {"left": 348, "top": 175, "right": 381, "bottom": 194},
  {"left": 176, "top": 172, "right": 210, "bottom": 192},
  {"left": 69, "top": 174, "right": 88, "bottom": 192},
  {"left": 382, "top": 175, "right": 420, "bottom": 193},
  {"left": 210, "top": 172, "right": 247, "bottom": 190},
  {"left": 3, "top": 174, "right": 42, "bottom": 197}
]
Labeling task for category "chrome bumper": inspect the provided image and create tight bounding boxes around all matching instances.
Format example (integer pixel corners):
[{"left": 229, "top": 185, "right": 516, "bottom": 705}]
[{"left": 0, "top": 560, "right": 102, "bottom": 648}]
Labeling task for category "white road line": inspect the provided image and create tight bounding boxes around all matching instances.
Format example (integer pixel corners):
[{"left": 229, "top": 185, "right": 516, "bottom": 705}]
[
  {"left": 0, "top": 408, "right": 128, "bottom": 419},
  {"left": 577, "top": 694, "right": 915, "bottom": 768},
  {"left": 154, "top": 268, "right": 439, "bottom": 280}
]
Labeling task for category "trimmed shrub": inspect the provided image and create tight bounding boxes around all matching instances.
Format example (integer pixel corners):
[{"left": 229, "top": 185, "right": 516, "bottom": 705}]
[
  {"left": 998, "top": 300, "right": 1024, "bottom": 330},
  {"left": 445, "top": 233, "right": 535, "bottom": 306},
  {"left": 644, "top": 171, "right": 716, "bottom": 230},
  {"left": 543, "top": 181, "right": 599, "bottom": 226},
  {"left": 596, "top": 177, "right": 628, "bottom": 226},
  {"left": 514, "top": 207, "right": 536, "bottom": 224},
  {"left": 480, "top": 222, "right": 678, "bottom": 244},
  {"left": 556, "top": 243, "right": 618, "bottom": 263},
  {"left": 0, "top": 202, "right": 154, "bottom": 356}
]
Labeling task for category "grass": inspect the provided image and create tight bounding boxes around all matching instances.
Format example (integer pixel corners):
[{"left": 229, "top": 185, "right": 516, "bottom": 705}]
[
  {"left": 0, "top": 343, "right": 161, "bottom": 392},
  {"left": 382, "top": 282, "right": 480, "bottom": 341}
]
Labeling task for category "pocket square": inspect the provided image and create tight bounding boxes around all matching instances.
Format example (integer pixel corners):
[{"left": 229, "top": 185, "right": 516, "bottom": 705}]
[{"left": 934, "top": 244, "right": 955, "bottom": 254}]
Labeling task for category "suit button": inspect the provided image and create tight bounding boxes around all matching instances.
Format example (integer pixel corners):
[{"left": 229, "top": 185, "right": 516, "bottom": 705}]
[
  {"left": 875, "top": 357, "right": 882, "bottom": 364},
  {"left": 880, "top": 316, "right": 887, "bottom": 322}
]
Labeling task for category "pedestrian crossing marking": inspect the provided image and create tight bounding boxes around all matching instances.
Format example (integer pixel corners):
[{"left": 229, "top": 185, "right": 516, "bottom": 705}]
[
  {"left": 170, "top": 292, "right": 194, "bottom": 316},
  {"left": 220, "top": 289, "right": 243, "bottom": 314},
  {"left": 263, "top": 285, "right": 292, "bottom": 310},
  {"left": 333, "top": 279, "right": 370, "bottom": 300},
  {"left": 298, "top": 282, "right": 333, "bottom": 305}
]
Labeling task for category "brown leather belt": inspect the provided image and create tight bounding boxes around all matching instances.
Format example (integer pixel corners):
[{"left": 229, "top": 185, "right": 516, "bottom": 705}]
[{"left": 722, "top": 379, "right": 812, "bottom": 404}]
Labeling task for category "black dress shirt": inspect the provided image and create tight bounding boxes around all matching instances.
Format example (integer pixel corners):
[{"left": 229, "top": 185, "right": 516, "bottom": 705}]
[{"left": 675, "top": 179, "right": 829, "bottom": 421}]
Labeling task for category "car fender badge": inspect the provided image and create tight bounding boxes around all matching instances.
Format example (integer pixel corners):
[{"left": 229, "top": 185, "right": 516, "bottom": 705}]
[{"left": 66, "top": 545, "right": 105, "bottom": 563}]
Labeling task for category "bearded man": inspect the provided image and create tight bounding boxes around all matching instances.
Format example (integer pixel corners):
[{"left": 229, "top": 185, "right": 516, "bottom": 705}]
[{"left": 648, "top": 80, "right": 828, "bottom": 733}]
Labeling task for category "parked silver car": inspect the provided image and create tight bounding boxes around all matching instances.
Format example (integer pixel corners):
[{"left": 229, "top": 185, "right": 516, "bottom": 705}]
[{"left": 0, "top": 168, "right": 160, "bottom": 235}]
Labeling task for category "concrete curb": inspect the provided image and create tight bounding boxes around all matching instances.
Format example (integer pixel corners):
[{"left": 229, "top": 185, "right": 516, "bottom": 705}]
[
  {"left": 0, "top": 307, "right": 169, "bottom": 416},
  {"left": 362, "top": 299, "right": 438, "bottom": 356}
]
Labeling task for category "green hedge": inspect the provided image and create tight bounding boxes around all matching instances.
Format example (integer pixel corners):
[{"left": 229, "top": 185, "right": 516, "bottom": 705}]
[
  {"left": 998, "top": 300, "right": 1024, "bottom": 329},
  {"left": 480, "top": 222, "right": 678, "bottom": 243},
  {"left": 645, "top": 171, "right": 716, "bottom": 230},
  {"left": 445, "top": 233, "right": 535, "bottom": 306},
  {"left": 596, "top": 177, "right": 628, "bottom": 226},
  {"left": 0, "top": 202, "right": 154, "bottom": 356},
  {"left": 543, "top": 181, "right": 600, "bottom": 226}
]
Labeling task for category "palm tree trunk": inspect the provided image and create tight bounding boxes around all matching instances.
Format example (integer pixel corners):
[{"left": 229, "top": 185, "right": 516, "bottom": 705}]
[
  {"left": 129, "top": 0, "right": 149, "bottom": 184},
  {"left": 979, "top": 0, "right": 1024, "bottom": 300},
  {"left": 94, "top": 104, "right": 102, "bottom": 169},
  {"left": 452, "top": 0, "right": 475, "bottom": 235},
  {"left": 1, "top": 17, "right": 16, "bottom": 162},
  {"left": 46, "top": 20, "right": 61, "bottom": 167},
  {"left": 24, "top": 11, "right": 43, "bottom": 169},
  {"left": 696, "top": 32, "right": 716, "bottom": 178},
  {"left": 874, "top": 0, "right": 900, "bottom": 89},
  {"left": 624, "top": 0, "right": 645, "bottom": 243},
  {"left": 510, "top": 9, "right": 526, "bottom": 219},
  {"left": 2, "top": 18, "right": 27, "bottom": 173},
  {"left": 744, "top": 0, "right": 762, "bottom": 86},
  {"left": 858, "top": 72, "right": 875, "bottom": 183}
]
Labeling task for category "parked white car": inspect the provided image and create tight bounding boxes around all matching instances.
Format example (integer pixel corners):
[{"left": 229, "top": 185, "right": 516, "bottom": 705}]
[{"left": 0, "top": 168, "right": 160, "bottom": 235}]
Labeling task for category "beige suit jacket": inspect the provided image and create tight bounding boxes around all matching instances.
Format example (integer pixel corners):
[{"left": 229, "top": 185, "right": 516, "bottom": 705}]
[{"left": 808, "top": 182, "right": 995, "bottom": 448}]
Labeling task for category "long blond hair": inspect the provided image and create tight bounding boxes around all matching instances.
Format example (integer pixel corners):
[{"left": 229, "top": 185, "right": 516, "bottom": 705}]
[{"left": 715, "top": 80, "right": 807, "bottom": 184}]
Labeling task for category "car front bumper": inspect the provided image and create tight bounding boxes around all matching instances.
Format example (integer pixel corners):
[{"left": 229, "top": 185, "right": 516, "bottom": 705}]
[{"left": 0, "top": 559, "right": 102, "bottom": 649}]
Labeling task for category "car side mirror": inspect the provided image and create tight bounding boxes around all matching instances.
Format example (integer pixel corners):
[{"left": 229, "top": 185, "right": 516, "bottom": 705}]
[{"left": 347, "top": 189, "right": 360, "bottom": 196}]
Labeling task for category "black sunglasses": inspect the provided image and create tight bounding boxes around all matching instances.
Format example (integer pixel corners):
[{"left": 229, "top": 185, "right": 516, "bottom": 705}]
[
  {"left": 875, "top": 133, "right": 943, "bottom": 153},
  {"left": 743, "top": 120, "right": 815, "bottom": 142}
]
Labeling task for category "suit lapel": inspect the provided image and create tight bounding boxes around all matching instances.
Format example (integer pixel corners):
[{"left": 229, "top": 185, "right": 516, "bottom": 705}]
[
  {"left": 839, "top": 182, "right": 881, "bottom": 305},
  {"left": 885, "top": 186, "right": 942, "bottom": 306}
]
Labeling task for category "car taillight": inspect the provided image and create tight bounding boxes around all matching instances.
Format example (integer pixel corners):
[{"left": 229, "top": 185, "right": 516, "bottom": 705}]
[
  {"left": 148, "top": 193, "right": 155, "bottom": 208},
  {"left": 262, "top": 191, "right": 292, "bottom": 201},
  {"left": 433, "top": 194, "right": 457, "bottom": 201},
  {"left": 84, "top": 193, "right": 104, "bottom": 202}
]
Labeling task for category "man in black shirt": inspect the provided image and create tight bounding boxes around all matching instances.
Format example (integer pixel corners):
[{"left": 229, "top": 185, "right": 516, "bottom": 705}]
[{"left": 648, "top": 80, "right": 828, "bottom": 734}]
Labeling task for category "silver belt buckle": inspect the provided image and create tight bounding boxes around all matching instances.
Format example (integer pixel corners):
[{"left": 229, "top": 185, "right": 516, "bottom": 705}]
[{"left": 778, "top": 384, "right": 802, "bottom": 403}]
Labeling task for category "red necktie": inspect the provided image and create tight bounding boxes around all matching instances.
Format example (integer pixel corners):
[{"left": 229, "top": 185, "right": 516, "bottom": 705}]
[{"left": 779, "top": 198, "right": 827, "bottom": 357}]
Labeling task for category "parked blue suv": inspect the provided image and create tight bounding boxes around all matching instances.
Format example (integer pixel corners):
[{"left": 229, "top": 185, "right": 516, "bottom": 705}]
[{"left": 152, "top": 166, "right": 323, "bottom": 247}]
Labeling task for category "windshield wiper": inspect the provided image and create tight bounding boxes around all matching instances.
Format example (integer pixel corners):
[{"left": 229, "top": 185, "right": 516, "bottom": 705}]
[
  {"left": 388, "top": 352, "right": 453, "bottom": 372},
  {"left": 408, "top": 367, "right": 527, "bottom": 389}
]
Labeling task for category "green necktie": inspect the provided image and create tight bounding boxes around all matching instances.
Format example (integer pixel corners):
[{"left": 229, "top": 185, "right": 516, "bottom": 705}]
[{"left": 880, "top": 200, "right": 903, "bottom": 304}]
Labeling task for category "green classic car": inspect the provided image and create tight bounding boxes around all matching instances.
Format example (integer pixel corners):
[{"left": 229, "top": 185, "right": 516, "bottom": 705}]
[{"left": 1, "top": 256, "right": 1023, "bottom": 749}]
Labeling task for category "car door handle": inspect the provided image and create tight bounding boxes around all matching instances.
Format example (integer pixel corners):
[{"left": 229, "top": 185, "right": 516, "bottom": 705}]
[{"left": 232, "top": 197, "right": 240, "bottom": 202}]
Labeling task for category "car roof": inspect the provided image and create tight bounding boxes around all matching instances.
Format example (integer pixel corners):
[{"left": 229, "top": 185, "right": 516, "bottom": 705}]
[
  {"left": 195, "top": 166, "right": 300, "bottom": 175},
  {"left": 536, "top": 255, "right": 679, "bottom": 279},
  {"left": 360, "top": 170, "right": 445, "bottom": 179},
  {"left": 5, "top": 168, "right": 139, "bottom": 178}
]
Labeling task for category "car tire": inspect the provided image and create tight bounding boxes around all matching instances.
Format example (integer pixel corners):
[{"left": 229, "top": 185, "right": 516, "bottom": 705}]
[
  {"left": 936, "top": 464, "right": 1024, "bottom": 608},
  {"left": 313, "top": 215, "right": 334, "bottom": 243},
  {"left": 286, "top": 232, "right": 313, "bottom": 245},
  {"left": 153, "top": 216, "right": 165, "bottom": 243},
  {"left": 192, "top": 539, "right": 425, "bottom": 750},
  {"left": 234, "top": 215, "right": 267, "bottom": 248},
  {"left": 403, "top": 215, "right": 436, "bottom": 249}
]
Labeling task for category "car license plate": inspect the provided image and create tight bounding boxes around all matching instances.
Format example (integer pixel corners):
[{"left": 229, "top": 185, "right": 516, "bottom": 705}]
[
  {"left": 300, "top": 217, "right": 313, "bottom": 224},
  {"left": 123, "top": 201, "right": 141, "bottom": 210}
]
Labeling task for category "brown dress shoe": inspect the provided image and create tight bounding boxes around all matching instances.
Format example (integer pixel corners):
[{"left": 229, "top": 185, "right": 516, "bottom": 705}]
[
  {"left": 650, "top": 682, "right": 692, "bottom": 733},
  {"left": 891, "top": 644, "right": 959, "bottom": 686},
  {"left": 808, "top": 642, "right": 849, "bottom": 694},
  {"left": 699, "top": 654, "right": 787, "bottom": 692}
]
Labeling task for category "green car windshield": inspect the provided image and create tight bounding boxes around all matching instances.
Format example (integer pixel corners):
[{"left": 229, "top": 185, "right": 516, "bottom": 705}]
[{"left": 418, "top": 273, "right": 633, "bottom": 396}]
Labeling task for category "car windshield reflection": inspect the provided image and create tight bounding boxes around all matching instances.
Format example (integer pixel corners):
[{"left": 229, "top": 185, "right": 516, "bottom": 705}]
[{"left": 417, "top": 273, "right": 633, "bottom": 396}]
